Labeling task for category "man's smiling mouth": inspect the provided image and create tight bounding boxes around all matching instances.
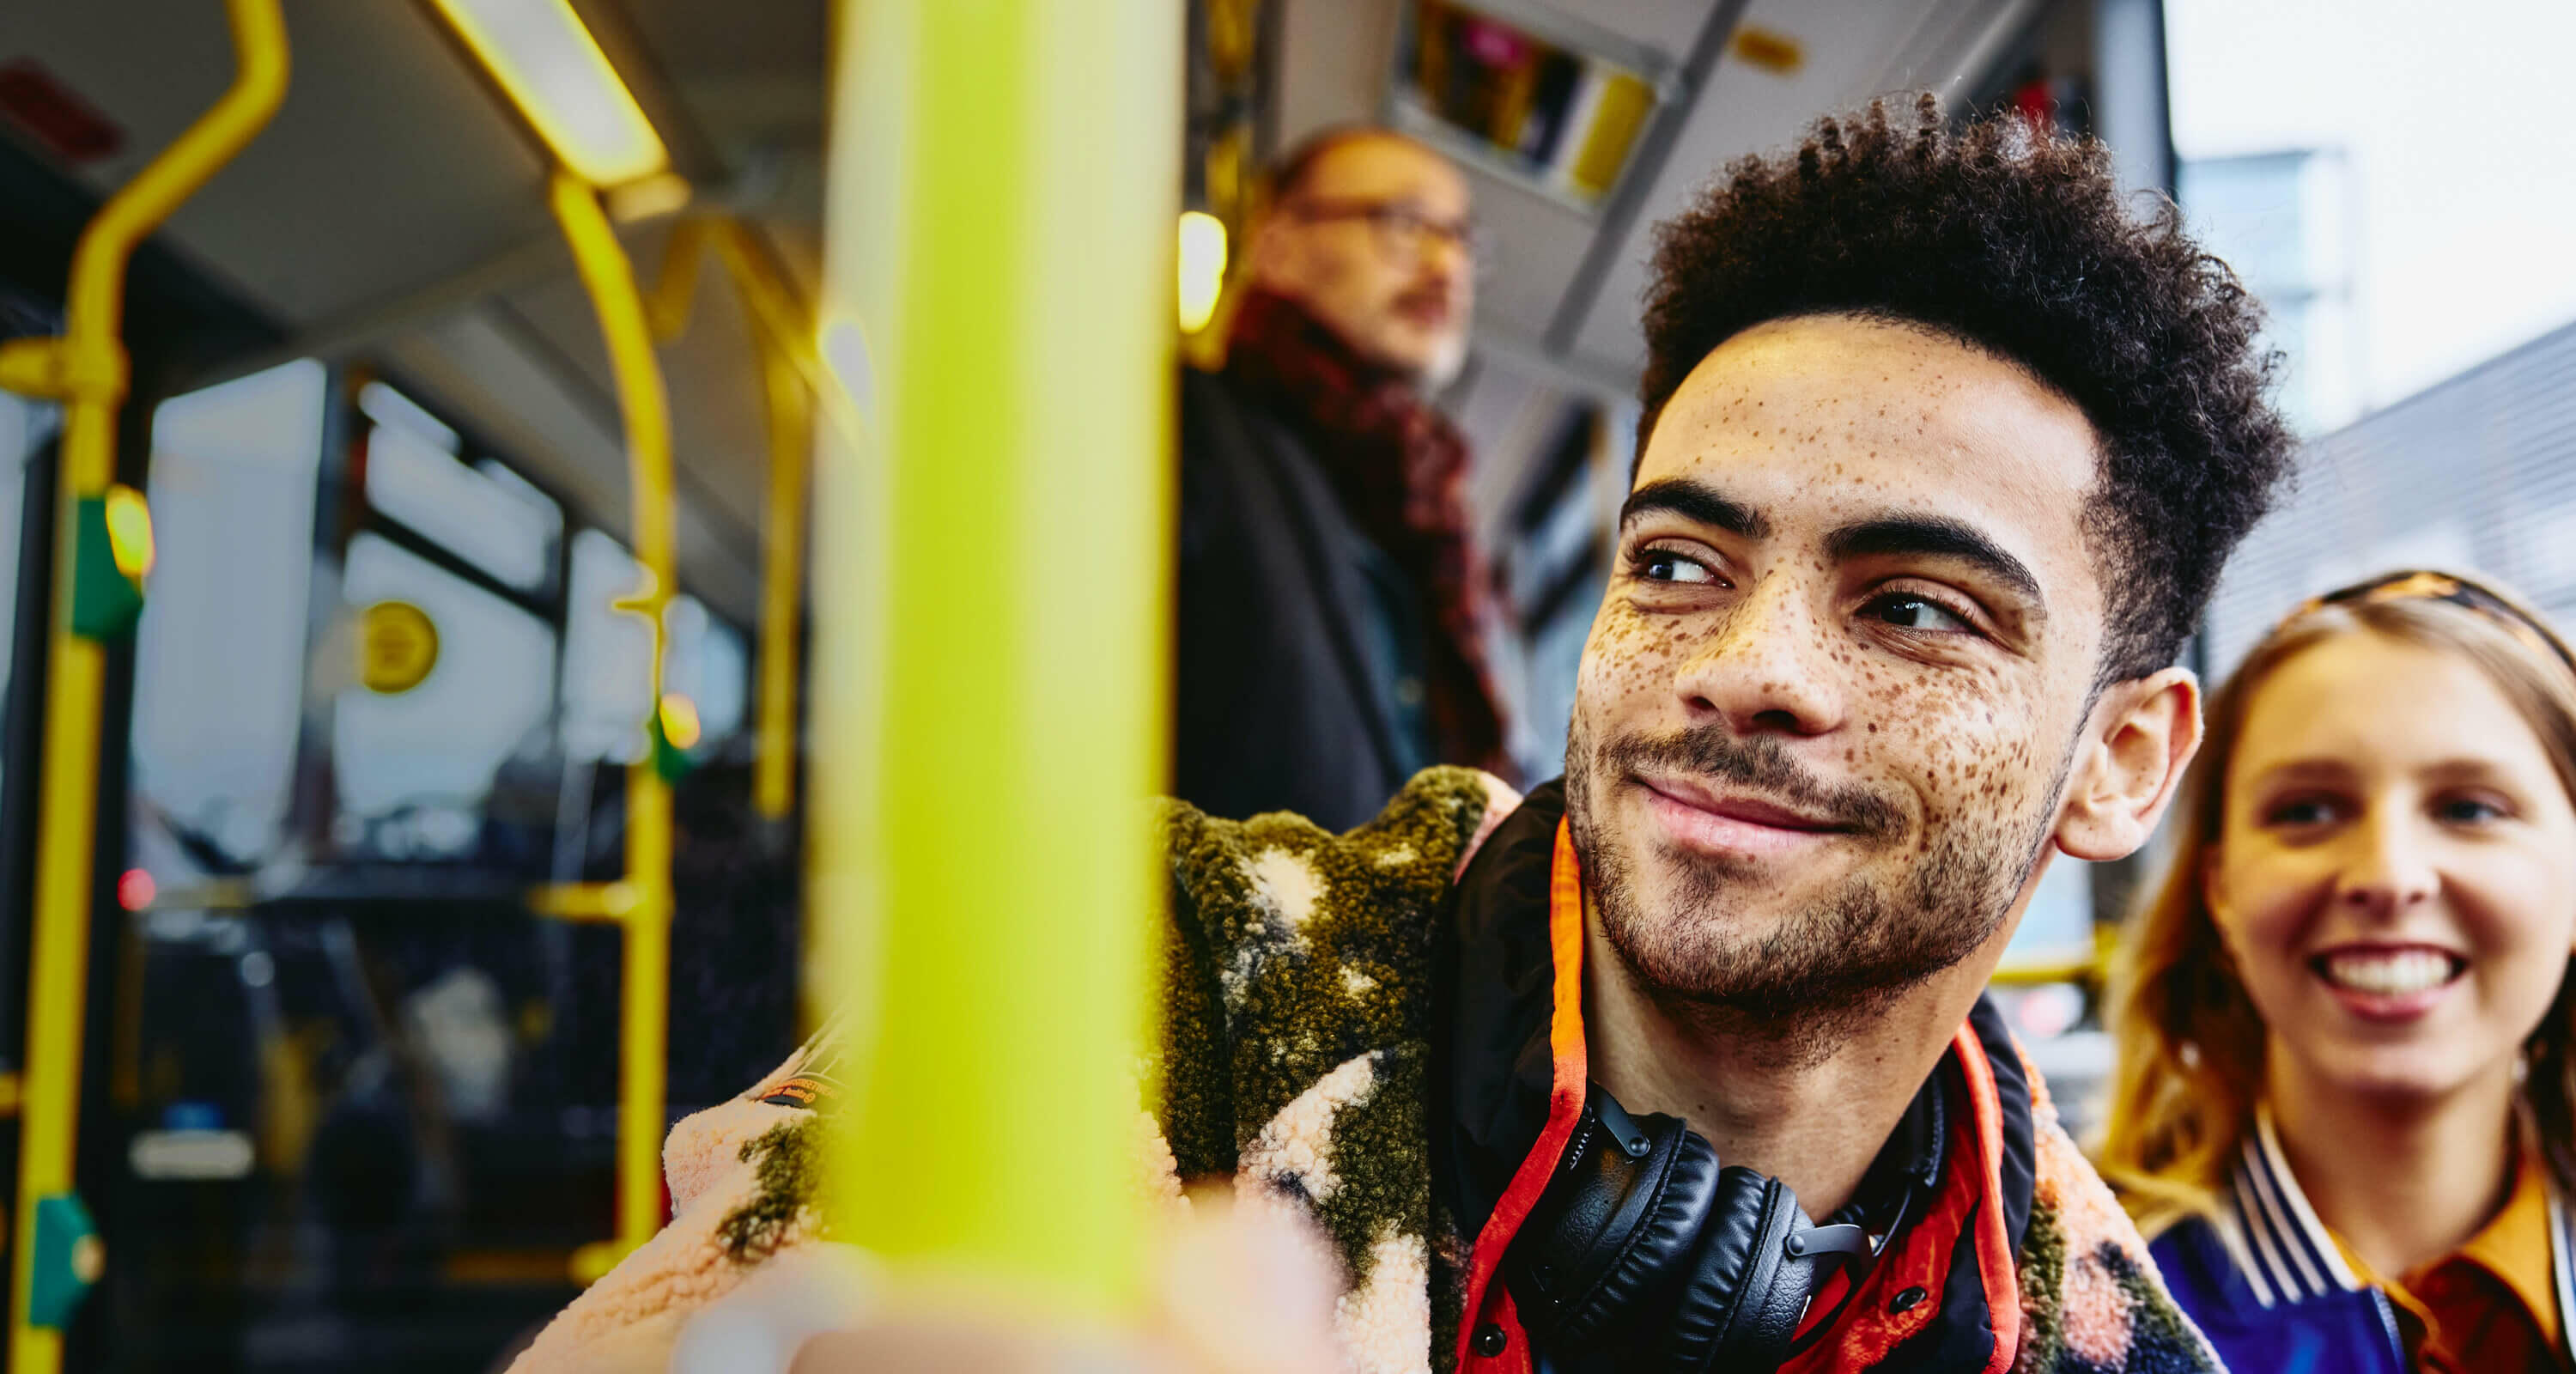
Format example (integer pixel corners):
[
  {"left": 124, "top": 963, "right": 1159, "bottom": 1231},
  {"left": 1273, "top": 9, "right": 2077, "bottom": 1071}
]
[{"left": 1636, "top": 773, "right": 1862, "bottom": 858}]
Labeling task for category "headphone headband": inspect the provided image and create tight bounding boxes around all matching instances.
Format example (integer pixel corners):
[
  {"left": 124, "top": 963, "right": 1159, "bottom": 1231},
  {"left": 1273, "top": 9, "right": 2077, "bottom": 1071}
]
[{"left": 1503, "top": 1081, "right": 1942, "bottom": 1371}]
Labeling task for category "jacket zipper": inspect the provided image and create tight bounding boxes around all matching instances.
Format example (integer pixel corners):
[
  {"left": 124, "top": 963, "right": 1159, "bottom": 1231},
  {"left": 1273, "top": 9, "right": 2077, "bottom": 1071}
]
[{"left": 2369, "top": 1287, "right": 2405, "bottom": 1370}]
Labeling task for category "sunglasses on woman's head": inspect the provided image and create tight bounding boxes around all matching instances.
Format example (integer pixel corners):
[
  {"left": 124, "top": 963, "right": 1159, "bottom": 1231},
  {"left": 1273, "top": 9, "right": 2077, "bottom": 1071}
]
[{"left": 2294, "top": 568, "right": 2576, "bottom": 678}]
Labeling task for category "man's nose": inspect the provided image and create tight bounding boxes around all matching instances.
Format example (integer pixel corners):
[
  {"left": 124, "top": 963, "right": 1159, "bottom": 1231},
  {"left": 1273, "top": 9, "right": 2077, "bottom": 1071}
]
[
  {"left": 1673, "top": 576, "right": 1845, "bottom": 739},
  {"left": 1415, "top": 229, "right": 1469, "bottom": 291},
  {"left": 2333, "top": 810, "right": 2439, "bottom": 918}
]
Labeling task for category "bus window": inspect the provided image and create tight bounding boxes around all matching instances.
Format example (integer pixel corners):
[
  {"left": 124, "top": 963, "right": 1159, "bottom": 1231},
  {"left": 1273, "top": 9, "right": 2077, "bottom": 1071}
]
[
  {"left": 331, "top": 532, "right": 557, "bottom": 864},
  {"left": 660, "top": 593, "right": 749, "bottom": 750},
  {"left": 560, "top": 528, "right": 652, "bottom": 766},
  {"left": 130, "top": 361, "right": 327, "bottom": 875},
  {"left": 0, "top": 391, "right": 50, "bottom": 806},
  {"left": 356, "top": 378, "right": 460, "bottom": 453},
  {"left": 476, "top": 455, "right": 567, "bottom": 553},
  {"left": 363, "top": 415, "right": 557, "bottom": 596}
]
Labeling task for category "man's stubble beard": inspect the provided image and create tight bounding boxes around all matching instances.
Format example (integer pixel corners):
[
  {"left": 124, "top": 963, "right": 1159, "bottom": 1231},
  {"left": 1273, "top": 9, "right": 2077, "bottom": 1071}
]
[{"left": 1563, "top": 714, "right": 2072, "bottom": 1067}]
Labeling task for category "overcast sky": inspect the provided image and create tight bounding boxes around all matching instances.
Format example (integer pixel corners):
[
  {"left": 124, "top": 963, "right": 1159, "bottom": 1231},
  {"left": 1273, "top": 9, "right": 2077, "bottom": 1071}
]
[{"left": 2166, "top": 0, "right": 2576, "bottom": 417}]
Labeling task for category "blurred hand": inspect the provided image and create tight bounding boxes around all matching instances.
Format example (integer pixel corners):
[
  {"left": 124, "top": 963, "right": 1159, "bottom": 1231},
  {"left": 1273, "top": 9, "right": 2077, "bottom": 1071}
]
[
  {"left": 720, "top": 1200, "right": 1342, "bottom": 1374},
  {"left": 1145, "top": 1197, "right": 1343, "bottom": 1374}
]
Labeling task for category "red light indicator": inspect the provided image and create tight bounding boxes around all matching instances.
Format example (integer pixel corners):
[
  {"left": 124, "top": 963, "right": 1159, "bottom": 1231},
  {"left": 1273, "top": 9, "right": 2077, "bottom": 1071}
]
[{"left": 117, "top": 868, "right": 155, "bottom": 912}]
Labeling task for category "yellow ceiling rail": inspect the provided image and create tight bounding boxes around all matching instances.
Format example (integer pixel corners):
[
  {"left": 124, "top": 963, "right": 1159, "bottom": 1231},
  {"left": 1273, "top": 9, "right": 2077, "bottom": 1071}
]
[
  {"left": 647, "top": 218, "right": 811, "bottom": 821},
  {"left": 649, "top": 214, "right": 865, "bottom": 459},
  {"left": 815, "top": 0, "right": 1179, "bottom": 1312},
  {"left": 546, "top": 170, "right": 677, "bottom": 1285},
  {"left": 0, "top": 0, "right": 289, "bottom": 1362}
]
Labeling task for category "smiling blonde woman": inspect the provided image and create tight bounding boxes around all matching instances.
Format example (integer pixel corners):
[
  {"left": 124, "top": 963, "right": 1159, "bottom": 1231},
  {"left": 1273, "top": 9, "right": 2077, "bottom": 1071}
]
[{"left": 2104, "top": 569, "right": 2576, "bottom": 1374}]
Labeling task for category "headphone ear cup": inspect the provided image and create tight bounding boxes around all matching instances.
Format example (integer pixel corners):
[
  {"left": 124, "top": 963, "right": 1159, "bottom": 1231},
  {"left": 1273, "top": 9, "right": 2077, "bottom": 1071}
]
[
  {"left": 1656, "top": 1166, "right": 1811, "bottom": 1373},
  {"left": 1541, "top": 1126, "right": 1719, "bottom": 1344}
]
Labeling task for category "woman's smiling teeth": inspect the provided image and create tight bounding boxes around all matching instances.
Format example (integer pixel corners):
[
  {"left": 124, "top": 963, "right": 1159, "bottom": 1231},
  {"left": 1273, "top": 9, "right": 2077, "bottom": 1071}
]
[{"left": 2314, "top": 948, "right": 2464, "bottom": 996}]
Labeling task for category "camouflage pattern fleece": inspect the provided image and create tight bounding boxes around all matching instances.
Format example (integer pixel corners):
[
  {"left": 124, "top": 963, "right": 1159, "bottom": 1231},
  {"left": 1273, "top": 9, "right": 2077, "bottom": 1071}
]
[{"left": 507, "top": 768, "right": 2224, "bottom": 1374}]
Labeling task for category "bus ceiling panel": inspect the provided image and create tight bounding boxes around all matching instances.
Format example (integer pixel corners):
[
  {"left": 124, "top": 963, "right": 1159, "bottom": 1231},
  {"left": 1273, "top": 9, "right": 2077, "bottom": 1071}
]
[
  {"left": 3, "top": 0, "right": 552, "bottom": 331},
  {"left": 1555, "top": 0, "right": 2046, "bottom": 373},
  {"left": 1268, "top": 0, "right": 1630, "bottom": 386},
  {"left": 376, "top": 305, "right": 762, "bottom": 625},
  {"left": 483, "top": 234, "right": 769, "bottom": 533},
  {"left": 614, "top": 0, "right": 828, "bottom": 162},
  {"left": 1272, "top": 0, "right": 1709, "bottom": 143},
  {"left": 1558, "top": 0, "right": 1728, "bottom": 55},
  {"left": 1450, "top": 167, "right": 1599, "bottom": 378},
  {"left": 1273, "top": 0, "right": 1402, "bottom": 152}
]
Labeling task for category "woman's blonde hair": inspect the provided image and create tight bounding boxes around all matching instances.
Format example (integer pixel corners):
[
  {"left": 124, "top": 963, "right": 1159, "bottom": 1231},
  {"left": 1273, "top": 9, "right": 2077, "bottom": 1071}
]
[{"left": 2099, "top": 571, "right": 2576, "bottom": 1237}]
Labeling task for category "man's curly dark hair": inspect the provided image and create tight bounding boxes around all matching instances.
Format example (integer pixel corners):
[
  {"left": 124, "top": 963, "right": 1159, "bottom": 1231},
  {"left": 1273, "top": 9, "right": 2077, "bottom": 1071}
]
[{"left": 1637, "top": 94, "right": 2293, "bottom": 682}]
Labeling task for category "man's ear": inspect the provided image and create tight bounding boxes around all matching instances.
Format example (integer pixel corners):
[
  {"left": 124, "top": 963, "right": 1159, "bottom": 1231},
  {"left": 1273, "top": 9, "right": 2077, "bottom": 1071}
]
[{"left": 2057, "top": 666, "right": 2202, "bottom": 862}]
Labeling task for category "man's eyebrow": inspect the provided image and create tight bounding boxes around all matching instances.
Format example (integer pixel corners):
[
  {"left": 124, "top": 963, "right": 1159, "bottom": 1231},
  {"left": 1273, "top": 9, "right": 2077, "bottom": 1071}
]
[
  {"left": 1827, "top": 515, "right": 2046, "bottom": 613},
  {"left": 1619, "top": 478, "right": 1769, "bottom": 539}
]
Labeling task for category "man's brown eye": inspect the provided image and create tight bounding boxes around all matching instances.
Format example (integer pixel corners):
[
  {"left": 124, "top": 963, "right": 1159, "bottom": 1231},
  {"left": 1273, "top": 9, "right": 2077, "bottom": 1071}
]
[
  {"left": 1638, "top": 550, "right": 1715, "bottom": 584},
  {"left": 1868, "top": 594, "right": 1969, "bottom": 633}
]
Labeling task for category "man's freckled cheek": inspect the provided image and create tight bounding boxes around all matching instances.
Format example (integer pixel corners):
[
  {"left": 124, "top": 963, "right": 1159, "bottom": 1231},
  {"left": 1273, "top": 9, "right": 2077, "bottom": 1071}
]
[{"left": 1581, "top": 609, "right": 1682, "bottom": 706}]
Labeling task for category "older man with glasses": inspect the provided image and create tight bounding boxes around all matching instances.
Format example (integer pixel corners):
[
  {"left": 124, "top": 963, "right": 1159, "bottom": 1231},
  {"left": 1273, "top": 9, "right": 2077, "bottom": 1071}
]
[{"left": 1173, "top": 126, "right": 1512, "bottom": 833}]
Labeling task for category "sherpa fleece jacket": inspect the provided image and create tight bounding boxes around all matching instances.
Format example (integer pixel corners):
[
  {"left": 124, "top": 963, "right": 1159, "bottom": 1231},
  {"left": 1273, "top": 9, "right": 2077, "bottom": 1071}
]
[{"left": 507, "top": 767, "right": 2222, "bottom": 1374}]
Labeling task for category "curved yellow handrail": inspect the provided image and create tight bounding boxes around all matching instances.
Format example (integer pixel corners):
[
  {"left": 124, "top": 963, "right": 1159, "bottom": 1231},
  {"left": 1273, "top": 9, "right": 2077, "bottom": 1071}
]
[
  {"left": 645, "top": 219, "right": 811, "bottom": 822},
  {"left": 1, "top": 0, "right": 289, "bottom": 1364},
  {"left": 547, "top": 171, "right": 677, "bottom": 1282}
]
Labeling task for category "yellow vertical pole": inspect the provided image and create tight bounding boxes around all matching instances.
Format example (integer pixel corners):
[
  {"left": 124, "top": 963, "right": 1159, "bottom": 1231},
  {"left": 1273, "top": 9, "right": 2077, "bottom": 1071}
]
[
  {"left": 548, "top": 173, "right": 676, "bottom": 1274},
  {"left": 733, "top": 231, "right": 809, "bottom": 824},
  {"left": 1, "top": 2, "right": 288, "bottom": 1365},
  {"left": 814, "top": 0, "right": 1180, "bottom": 1313}
]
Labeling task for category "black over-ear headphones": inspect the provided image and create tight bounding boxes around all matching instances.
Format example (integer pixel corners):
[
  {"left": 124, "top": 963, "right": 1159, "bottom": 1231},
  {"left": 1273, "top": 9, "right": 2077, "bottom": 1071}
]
[{"left": 1501, "top": 1084, "right": 1929, "bottom": 1371}]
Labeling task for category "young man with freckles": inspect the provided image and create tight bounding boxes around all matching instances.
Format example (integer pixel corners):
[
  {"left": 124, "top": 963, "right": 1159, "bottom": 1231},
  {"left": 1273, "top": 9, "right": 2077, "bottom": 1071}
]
[{"left": 511, "top": 98, "right": 2293, "bottom": 1374}]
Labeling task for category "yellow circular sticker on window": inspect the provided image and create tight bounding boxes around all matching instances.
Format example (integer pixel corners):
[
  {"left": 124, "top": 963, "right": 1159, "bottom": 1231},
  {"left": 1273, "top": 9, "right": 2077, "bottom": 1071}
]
[{"left": 358, "top": 601, "right": 440, "bottom": 694}]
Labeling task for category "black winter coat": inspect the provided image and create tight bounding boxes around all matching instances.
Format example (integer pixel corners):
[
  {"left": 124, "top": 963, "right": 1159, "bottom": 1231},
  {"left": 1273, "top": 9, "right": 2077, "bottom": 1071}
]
[{"left": 1173, "top": 367, "right": 1434, "bottom": 831}]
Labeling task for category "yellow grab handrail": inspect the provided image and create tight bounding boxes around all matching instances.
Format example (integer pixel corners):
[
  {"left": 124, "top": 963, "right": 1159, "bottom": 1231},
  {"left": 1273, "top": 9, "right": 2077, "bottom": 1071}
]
[
  {"left": 748, "top": 312, "right": 808, "bottom": 823},
  {"left": 546, "top": 171, "right": 677, "bottom": 1283},
  {"left": 0, "top": 0, "right": 289, "bottom": 1362},
  {"left": 814, "top": 0, "right": 1180, "bottom": 1311},
  {"left": 645, "top": 219, "right": 811, "bottom": 822}
]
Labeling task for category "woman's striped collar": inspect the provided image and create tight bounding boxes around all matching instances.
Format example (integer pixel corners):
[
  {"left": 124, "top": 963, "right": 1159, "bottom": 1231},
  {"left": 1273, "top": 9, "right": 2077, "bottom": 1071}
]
[
  {"left": 2220, "top": 1106, "right": 2362, "bottom": 1308},
  {"left": 2222, "top": 1104, "right": 2576, "bottom": 1364}
]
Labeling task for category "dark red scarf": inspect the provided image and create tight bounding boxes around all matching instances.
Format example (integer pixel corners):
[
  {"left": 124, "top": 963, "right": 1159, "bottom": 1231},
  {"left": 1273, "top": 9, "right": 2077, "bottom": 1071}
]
[{"left": 1224, "top": 286, "right": 1511, "bottom": 778}]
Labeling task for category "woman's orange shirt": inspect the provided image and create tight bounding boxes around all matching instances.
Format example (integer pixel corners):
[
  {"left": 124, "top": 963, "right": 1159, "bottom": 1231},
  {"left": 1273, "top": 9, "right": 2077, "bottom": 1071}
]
[{"left": 2330, "top": 1151, "right": 2568, "bottom": 1374}]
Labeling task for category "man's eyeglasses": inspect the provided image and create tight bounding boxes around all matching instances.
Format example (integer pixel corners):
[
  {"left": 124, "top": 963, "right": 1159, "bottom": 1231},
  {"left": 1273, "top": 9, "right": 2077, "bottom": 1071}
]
[
  {"left": 1283, "top": 196, "right": 1483, "bottom": 266},
  {"left": 2293, "top": 568, "right": 2576, "bottom": 677}
]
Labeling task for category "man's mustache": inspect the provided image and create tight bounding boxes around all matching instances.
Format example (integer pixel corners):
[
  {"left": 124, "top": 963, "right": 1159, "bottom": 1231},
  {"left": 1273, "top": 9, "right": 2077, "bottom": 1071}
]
[{"left": 1595, "top": 724, "right": 1905, "bottom": 841}]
